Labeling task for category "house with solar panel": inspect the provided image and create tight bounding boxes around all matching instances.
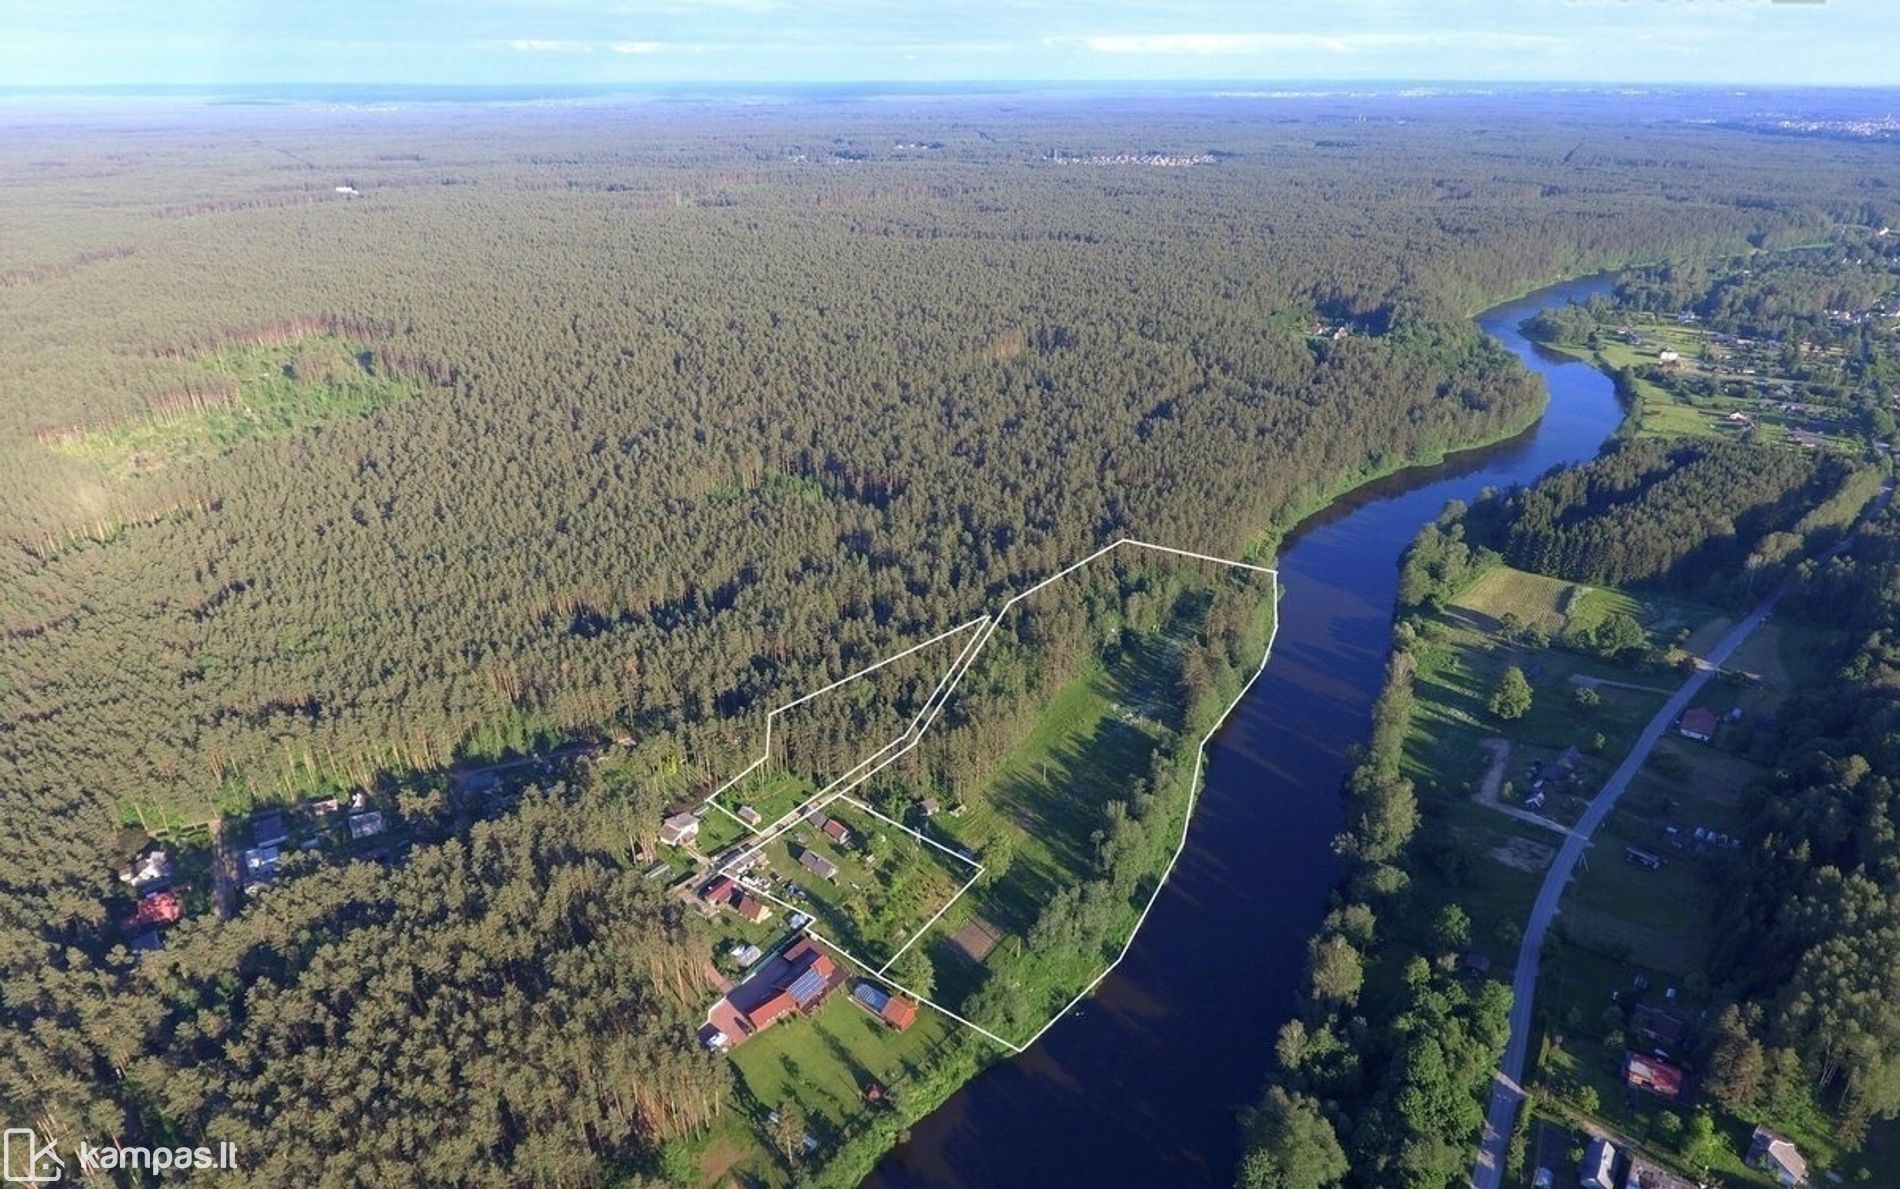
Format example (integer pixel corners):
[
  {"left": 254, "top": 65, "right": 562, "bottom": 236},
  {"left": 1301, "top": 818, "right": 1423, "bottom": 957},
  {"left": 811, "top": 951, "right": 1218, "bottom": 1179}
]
[
  {"left": 697, "top": 937, "right": 845, "bottom": 1050},
  {"left": 850, "top": 981, "right": 919, "bottom": 1032}
]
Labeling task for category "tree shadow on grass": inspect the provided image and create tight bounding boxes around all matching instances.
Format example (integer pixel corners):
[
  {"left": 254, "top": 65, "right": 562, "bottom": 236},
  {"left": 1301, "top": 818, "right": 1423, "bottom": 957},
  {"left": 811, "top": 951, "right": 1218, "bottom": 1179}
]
[{"left": 981, "top": 719, "right": 1154, "bottom": 933}]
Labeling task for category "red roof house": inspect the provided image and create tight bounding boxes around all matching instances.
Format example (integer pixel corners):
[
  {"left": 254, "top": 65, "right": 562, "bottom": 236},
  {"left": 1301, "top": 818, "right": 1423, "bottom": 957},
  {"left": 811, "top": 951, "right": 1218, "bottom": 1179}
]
[
  {"left": 744, "top": 988, "right": 797, "bottom": 1032},
  {"left": 122, "top": 890, "right": 183, "bottom": 932},
  {"left": 880, "top": 996, "right": 918, "bottom": 1031},
  {"left": 822, "top": 818, "right": 851, "bottom": 846},
  {"left": 735, "top": 894, "right": 773, "bottom": 924},
  {"left": 699, "top": 875, "right": 735, "bottom": 904},
  {"left": 1624, "top": 1052, "right": 1685, "bottom": 1099},
  {"left": 1678, "top": 706, "right": 1719, "bottom": 742}
]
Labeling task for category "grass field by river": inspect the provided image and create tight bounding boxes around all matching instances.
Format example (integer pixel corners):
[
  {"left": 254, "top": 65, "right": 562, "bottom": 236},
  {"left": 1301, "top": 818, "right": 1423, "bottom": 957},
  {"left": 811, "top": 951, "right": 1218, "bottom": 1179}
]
[{"left": 696, "top": 555, "right": 1276, "bottom": 1184}]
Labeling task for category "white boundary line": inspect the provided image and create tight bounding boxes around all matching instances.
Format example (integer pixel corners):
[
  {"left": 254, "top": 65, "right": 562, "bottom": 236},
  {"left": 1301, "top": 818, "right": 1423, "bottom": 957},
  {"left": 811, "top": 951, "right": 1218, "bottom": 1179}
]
[
  {"left": 812, "top": 927, "right": 1025, "bottom": 1053},
  {"left": 700, "top": 616, "right": 989, "bottom": 824},
  {"left": 731, "top": 793, "right": 985, "bottom": 973},
  {"left": 700, "top": 538, "right": 1281, "bottom": 1056}
]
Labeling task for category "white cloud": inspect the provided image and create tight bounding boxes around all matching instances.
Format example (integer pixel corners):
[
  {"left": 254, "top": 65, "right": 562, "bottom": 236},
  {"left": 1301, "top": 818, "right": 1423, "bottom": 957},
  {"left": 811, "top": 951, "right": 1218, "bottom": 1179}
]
[
  {"left": 1058, "top": 31, "right": 1564, "bottom": 57},
  {"left": 507, "top": 39, "right": 595, "bottom": 53},
  {"left": 611, "top": 40, "right": 660, "bottom": 54}
]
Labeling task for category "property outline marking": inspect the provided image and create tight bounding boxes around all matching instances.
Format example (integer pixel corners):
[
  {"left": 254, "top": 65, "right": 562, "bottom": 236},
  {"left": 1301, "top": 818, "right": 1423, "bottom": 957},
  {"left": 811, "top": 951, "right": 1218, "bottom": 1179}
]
[{"left": 697, "top": 537, "right": 1280, "bottom": 1055}]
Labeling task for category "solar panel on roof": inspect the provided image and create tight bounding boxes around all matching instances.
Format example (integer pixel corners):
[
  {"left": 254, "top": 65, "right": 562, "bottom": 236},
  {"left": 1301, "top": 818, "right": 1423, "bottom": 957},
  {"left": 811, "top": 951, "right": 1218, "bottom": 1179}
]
[
  {"left": 786, "top": 967, "right": 827, "bottom": 1006},
  {"left": 852, "top": 983, "right": 890, "bottom": 1012}
]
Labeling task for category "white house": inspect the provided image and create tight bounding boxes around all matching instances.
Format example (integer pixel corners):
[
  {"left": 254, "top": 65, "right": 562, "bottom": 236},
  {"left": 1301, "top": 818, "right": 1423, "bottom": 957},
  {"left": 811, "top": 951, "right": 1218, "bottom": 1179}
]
[
  {"left": 1749, "top": 1126, "right": 1808, "bottom": 1186},
  {"left": 660, "top": 812, "right": 700, "bottom": 847}
]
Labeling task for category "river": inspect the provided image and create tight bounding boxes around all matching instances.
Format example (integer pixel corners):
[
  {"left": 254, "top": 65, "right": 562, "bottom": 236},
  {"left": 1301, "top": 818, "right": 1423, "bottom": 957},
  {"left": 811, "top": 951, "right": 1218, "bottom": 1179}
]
[{"left": 864, "top": 275, "right": 1623, "bottom": 1189}]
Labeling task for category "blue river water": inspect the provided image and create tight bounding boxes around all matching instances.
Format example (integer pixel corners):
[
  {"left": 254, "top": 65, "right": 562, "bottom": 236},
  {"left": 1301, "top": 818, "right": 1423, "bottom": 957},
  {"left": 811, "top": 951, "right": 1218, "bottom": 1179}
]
[{"left": 865, "top": 276, "right": 1623, "bottom": 1189}]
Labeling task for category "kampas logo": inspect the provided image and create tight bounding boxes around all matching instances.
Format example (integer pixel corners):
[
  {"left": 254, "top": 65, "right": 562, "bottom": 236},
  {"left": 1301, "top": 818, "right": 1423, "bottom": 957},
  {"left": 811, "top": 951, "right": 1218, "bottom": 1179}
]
[
  {"left": 3, "top": 1129, "right": 240, "bottom": 1181},
  {"left": 1, "top": 1129, "right": 63, "bottom": 1184}
]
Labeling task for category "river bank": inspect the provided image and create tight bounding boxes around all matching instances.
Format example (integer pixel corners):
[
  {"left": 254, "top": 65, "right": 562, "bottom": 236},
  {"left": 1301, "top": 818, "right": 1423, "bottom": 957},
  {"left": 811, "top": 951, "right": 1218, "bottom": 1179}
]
[{"left": 864, "top": 275, "right": 1626, "bottom": 1188}]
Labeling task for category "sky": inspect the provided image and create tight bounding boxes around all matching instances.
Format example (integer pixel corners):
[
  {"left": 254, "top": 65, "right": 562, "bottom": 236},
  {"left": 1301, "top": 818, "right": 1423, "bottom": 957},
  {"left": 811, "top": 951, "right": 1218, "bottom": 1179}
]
[{"left": 0, "top": 0, "right": 1895, "bottom": 89}]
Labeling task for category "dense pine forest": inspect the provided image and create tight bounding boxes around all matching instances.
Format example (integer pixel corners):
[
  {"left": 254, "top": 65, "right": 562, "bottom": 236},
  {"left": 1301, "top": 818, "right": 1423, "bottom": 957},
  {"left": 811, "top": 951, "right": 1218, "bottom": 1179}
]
[
  {"left": 1399, "top": 437, "right": 1882, "bottom": 607},
  {"left": 1708, "top": 505, "right": 1900, "bottom": 1147},
  {"left": 4, "top": 93, "right": 1898, "bottom": 1184}
]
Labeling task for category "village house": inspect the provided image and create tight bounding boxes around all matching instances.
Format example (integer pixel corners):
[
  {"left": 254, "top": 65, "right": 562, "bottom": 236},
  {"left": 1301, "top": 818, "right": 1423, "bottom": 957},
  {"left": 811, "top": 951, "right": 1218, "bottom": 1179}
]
[
  {"left": 737, "top": 805, "right": 762, "bottom": 827},
  {"left": 696, "top": 874, "right": 774, "bottom": 924},
  {"left": 798, "top": 847, "right": 839, "bottom": 881},
  {"left": 699, "top": 937, "right": 844, "bottom": 1049},
  {"left": 821, "top": 817, "right": 851, "bottom": 846},
  {"left": 734, "top": 894, "right": 773, "bottom": 924},
  {"left": 122, "top": 890, "right": 183, "bottom": 933},
  {"left": 660, "top": 811, "right": 701, "bottom": 847},
  {"left": 1581, "top": 1137, "right": 1617, "bottom": 1189},
  {"left": 1677, "top": 706, "right": 1719, "bottom": 742},
  {"left": 698, "top": 875, "right": 736, "bottom": 906},
  {"left": 241, "top": 844, "right": 281, "bottom": 892},
  {"left": 118, "top": 849, "right": 174, "bottom": 891},
  {"left": 850, "top": 981, "right": 919, "bottom": 1031},
  {"left": 1748, "top": 1125, "right": 1809, "bottom": 1186},
  {"left": 1631, "top": 1004, "right": 1687, "bottom": 1050},
  {"left": 348, "top": 810, "right": 386, "bottom": 840},
  {"left": 1624, "top": 1051, "right": 1686, "bottom": 1100},
  {"left": 920, "top": 797, "right": 941, "bottom": 817}
]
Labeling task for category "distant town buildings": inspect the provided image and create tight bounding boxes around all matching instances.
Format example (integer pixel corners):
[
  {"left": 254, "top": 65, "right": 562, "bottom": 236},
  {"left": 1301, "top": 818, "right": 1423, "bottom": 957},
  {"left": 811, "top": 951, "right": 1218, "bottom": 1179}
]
[{"left": 1048, "top": 150, "right": 1217, "bottom": 168}]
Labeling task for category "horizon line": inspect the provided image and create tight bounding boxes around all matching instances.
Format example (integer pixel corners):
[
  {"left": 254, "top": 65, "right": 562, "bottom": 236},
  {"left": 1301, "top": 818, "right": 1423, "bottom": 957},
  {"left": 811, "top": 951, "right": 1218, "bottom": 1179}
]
[{"left": 5, "top": 78, "right": 1900, "bottom": 94}]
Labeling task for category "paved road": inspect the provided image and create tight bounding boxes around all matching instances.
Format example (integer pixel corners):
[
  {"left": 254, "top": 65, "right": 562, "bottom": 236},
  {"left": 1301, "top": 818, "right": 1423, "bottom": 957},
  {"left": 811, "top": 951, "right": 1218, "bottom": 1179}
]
[{"left": 1468, "top": 582, "right": 1792, "bottom": 1189}]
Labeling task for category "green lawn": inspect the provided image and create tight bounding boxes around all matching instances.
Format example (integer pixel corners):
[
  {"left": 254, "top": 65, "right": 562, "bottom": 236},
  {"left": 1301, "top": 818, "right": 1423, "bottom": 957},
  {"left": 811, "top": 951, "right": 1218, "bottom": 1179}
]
[
  {"left": 1451, "top": 566, "right": 1577, "bottom": 634},
  {"left": 1402, "top": 615, "right": 1670, "bottom": 801},
  {"left": 716, "top": 768, "right": 817, "bottom": 832},
  {"left": 762, "top": 800, "right": 974, "bottom": 966},
  {"left": 931, "top": 638, "right": 1176, "bottom": 934},
  {"left": 729, "top": 992, "right": 959, "bottom": 1129}
]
